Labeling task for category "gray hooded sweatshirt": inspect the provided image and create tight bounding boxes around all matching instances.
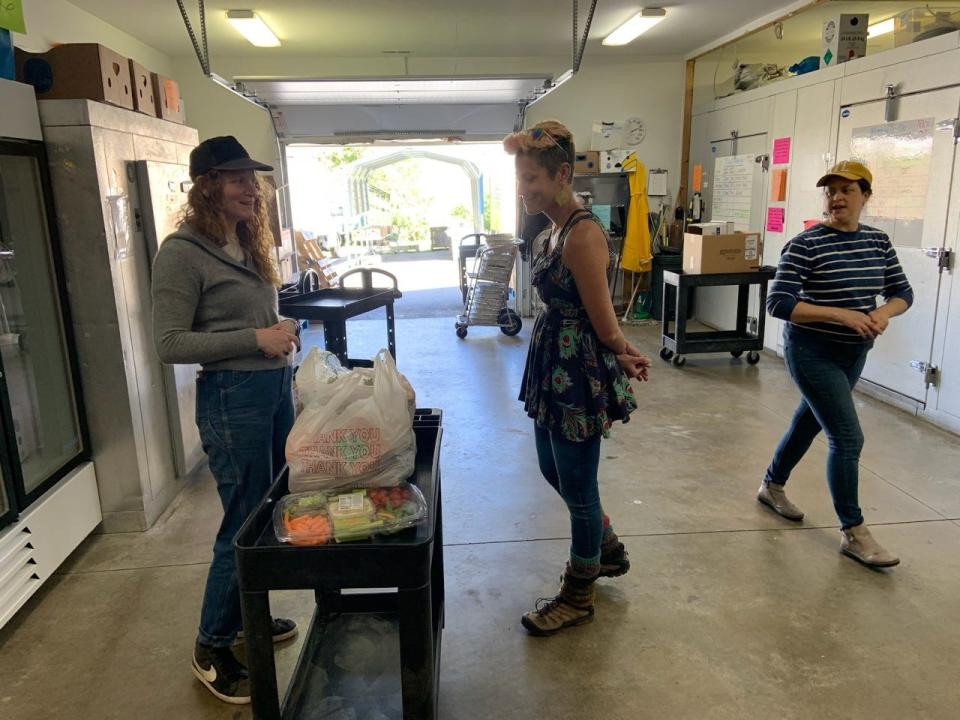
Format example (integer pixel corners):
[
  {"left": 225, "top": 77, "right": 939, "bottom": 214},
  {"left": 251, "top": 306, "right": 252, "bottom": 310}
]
[{"left": 152, "top": 224, "right": 292, "bottom": 371}]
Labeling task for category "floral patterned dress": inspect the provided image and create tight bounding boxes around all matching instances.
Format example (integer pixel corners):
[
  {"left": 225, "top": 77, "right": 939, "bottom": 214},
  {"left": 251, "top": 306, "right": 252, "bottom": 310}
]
[{"left": 519, "top": 209, "right": 637, "bottom": 442}]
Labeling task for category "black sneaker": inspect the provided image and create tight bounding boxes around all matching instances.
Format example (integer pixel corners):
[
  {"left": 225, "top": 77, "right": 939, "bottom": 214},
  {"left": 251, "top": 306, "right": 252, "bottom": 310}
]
[
  {"left": 192, "top": 642, "right": 251, "bottom": 705},
  {"left": 235, "top": 617, "right": 298, "bottom": 644}
]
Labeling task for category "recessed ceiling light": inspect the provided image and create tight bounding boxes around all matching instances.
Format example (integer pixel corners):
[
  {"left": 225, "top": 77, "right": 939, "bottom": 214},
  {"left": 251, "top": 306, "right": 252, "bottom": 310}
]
[
  {"left": 603, "top": 8, "right": 667, "bottom": 46},
  {"left": 867, "top": 18, "right": 895, "bottom": 38},
  {"left": 226, "top": 10, "right": 280, "bottom": 47}
]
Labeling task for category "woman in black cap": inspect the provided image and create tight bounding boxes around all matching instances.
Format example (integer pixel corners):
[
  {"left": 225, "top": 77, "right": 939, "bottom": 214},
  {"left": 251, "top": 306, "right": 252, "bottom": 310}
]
[
  {"left": 762, "top": 160, "right": 912, "bottom": 568},
  {"left": 152, "top": 136, "right": 299, "bottom": 704}
]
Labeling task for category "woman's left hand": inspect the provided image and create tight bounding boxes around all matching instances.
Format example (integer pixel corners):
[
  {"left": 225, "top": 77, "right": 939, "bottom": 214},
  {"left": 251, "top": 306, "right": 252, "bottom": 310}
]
[{"left": 867, "top": 309, "right": 890, "bottom": 334}]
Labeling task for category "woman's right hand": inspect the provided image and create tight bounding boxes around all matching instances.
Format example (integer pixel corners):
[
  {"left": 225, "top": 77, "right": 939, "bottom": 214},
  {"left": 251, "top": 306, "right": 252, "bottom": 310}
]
[
  {"left": 617, "top": 353, "right": 650, "bottom": 381},
  {"left": 256, "top": 324, "right": 298, "bottom": 358},
  {"left": 836, "top": 309, "right": 883, "bottom": 339}
]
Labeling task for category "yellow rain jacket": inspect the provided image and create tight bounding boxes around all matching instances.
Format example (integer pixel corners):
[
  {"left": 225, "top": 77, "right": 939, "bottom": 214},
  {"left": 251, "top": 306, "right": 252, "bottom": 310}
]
[{"left": 620, "top": 153, "right": 651, "bottom": 273}]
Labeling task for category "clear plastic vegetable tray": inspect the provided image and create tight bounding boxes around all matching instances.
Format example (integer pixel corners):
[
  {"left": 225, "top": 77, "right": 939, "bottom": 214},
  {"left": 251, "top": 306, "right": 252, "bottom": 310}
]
[{"left": 274, "top": 482, "right": 428, "bottom": 545}]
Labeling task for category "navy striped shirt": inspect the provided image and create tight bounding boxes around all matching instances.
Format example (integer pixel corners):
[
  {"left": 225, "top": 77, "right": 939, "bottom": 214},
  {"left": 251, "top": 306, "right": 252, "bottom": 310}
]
[{"left": 766, "top": 224, "right": 913, "bottom": 344}]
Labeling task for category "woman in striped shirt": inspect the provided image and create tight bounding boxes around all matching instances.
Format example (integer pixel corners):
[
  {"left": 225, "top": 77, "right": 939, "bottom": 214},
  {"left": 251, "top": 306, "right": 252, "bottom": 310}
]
[{"left": 760, "top": 160, "right": 912, "bottom": 568}]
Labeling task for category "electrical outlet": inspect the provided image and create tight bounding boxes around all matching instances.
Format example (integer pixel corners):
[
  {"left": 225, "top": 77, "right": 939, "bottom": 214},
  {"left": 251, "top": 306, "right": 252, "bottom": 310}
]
[{"left": 747, "top": 316, "right": 758, "bottom": 335}]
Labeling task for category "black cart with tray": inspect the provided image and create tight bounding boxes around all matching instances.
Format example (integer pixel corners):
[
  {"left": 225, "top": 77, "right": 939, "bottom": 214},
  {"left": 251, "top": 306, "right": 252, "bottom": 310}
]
[
  {"left": 279, "top": 267, "right": 401, "bottom": 368},
  {"left": 659, "top": 267, "right": 776, "bottom": 367},
  {"left": 235, "top": 409, "right": 444, "bottom": 720}
]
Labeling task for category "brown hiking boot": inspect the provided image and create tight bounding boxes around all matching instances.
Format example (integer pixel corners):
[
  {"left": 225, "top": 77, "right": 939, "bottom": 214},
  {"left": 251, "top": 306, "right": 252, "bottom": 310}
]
[
  {"left": 840, "top": 524, "right": 900, "bottom": 568},
  {"left": 521, "top": 572, "right": 595, "bottom": 637},
  {"left": 599, "top": 542, "right": 630, "bottom": 578}
]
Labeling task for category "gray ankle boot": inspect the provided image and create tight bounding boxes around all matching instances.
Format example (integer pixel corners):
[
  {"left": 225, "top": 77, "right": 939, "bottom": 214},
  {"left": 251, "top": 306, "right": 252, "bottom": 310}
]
[
  {"left": 757, "top": 480, "right": 804, "bottom": 521},
  {"left": 840, "top": 524, "right": 900, "bottom": 567}
]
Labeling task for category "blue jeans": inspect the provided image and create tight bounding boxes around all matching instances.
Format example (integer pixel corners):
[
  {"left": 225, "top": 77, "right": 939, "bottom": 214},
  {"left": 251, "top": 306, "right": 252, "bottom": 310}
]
[
  {"left": 196, "top": 367, "right": 294, "bottom": 648},
  {"left": 765, "top": 334, "right": 870, "bottom": 528},
  {"left": 534, "top": 425, "right": 603, "bottom": 568}
]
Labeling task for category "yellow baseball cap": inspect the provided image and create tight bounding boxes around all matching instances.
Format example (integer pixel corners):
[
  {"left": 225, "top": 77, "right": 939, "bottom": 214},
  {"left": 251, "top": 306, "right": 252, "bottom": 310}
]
[{"left": 816, "top": 160, "right": 873, "bottom": 187}]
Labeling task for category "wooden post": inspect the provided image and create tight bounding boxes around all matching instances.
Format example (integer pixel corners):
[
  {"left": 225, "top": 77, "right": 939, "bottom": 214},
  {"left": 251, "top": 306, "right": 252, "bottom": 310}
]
[{"left": 677, "top": 58, "right": 695, "bottom": 214}]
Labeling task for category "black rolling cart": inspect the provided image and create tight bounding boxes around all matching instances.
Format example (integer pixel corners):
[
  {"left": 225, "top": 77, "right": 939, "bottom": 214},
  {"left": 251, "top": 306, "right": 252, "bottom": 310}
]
[
  {"left": 659, "top": 267, "right": 776, "bottom": 367},
  {"left": 278, "top": 267, "right": 401, "bottom": 368},
  {"left": 235, "top": 410, "right": 444, "bottom": 720}
]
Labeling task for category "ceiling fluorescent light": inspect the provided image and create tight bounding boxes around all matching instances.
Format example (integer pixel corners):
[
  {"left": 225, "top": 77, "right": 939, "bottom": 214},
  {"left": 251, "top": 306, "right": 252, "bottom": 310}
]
[
  {"left": 603, "top": 8, "right": 667, "bottom": 46},
  {"left": 867, "top": 18, "right": 895, "bottom": 38},
  {"left": 227, "top": 10, "right": 280, "bottom": 47}
]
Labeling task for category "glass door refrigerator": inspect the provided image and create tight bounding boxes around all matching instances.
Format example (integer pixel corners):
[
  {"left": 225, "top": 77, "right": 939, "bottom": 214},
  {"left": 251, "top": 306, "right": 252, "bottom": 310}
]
[{"left": 0, "top": 138, "right": 89, "bottom": 532}]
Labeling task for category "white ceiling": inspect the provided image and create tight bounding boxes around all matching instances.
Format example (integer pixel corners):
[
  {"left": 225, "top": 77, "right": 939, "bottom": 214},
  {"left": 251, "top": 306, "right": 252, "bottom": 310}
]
[{"left": 67, "top": 0, "right": 792, "bottom": 61}]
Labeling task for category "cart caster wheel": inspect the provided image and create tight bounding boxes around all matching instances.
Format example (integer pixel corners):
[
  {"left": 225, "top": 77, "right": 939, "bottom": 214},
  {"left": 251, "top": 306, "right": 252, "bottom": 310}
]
[
  {"left": 499, "top": 309, "right": 523, "bottom": 336},
  {"left": 456, "top": 325, "right": 467, "bottom": 339},
  {"left": 746, "top": 351, "right": 761, "bottom": 365},
  {"left": 672, "top": 354, "right": 687, "bottom": 367},
  {"left": 730, "top": 350, "right": 744, "bottom": 358},
  {"left": 659, "top": 347, "right": 674, "bottom": 361}
]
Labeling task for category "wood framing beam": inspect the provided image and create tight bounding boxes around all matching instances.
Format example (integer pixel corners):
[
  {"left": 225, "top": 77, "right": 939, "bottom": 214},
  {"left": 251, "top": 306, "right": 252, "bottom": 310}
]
[{"left": 677, "top": 58, "right": 695, "bottom": 213}]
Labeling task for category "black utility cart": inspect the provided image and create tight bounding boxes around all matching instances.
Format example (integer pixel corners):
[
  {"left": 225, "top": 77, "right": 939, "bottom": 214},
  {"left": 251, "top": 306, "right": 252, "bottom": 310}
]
[
  {"left": 279, "top": 267, "right": 401, "bottom": 368},
  {"left": 235, "top": 410, "right": 444, "bottom": 720},
  {"left": 659, "top": 267, "right": 776, "bottom": 367}
]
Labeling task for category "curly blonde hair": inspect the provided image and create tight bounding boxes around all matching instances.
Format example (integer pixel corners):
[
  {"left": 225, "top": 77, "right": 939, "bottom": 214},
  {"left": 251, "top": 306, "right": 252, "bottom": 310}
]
[
  {"left": 502, "top": 119, "right": 576, "bottom": 178},
  {"left": 181, "top": 171, "right": 280, "bottom": 286}
]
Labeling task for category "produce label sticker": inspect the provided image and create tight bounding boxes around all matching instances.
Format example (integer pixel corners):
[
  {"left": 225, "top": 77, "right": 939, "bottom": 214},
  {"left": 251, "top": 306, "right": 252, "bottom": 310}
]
[{"left": 338, "top": 492, "right": 365, "bottom": 513}]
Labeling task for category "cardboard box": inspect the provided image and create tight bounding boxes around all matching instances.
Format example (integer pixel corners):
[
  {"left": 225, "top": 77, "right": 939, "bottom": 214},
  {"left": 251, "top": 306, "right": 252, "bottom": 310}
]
[
  {"left": 128, "top": 59, "right": 157, "bottom": 117},
  {"left": 599, "top": 149, "right": 630, "bottom": 173},
  {"left": 687, "top": 222, "right": 734, "bottom": 236},
  {"left": 15, "top": 43, "right": 134, "bottom": 109},
  {"left": 822, "top": 14, "right": 868, "bottom": 66},
  {"left": 574, "top": 151, "right": 599, "bottom": 175},
  {"left": 152, "top": 73, "right": 185, "bottom": 124},
  {"left": 683, "top": 232, "right": 762, "bottom": 274}
]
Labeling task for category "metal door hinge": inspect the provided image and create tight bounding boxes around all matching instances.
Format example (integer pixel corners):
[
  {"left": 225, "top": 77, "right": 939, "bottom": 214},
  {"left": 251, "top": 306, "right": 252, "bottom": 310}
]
[
  {"left": 910, "top": 360, "right": 939, "bottom": 387},
  {"left": 922, "top": 247, "right": 953, "bottom": 271}
]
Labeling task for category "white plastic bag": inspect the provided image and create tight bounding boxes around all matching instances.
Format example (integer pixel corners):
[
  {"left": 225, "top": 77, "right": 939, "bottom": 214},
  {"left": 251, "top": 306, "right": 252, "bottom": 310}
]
[
  {"left": 296, "top": 348, "right": 353, "bottom": 409},
  {"left": 286, "top": 349, "right": 416, "bottom": 492}
]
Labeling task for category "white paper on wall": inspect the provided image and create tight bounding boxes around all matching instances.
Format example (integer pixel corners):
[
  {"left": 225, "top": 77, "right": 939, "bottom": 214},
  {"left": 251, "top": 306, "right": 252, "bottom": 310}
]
[
  {"left": 710, "top": 154, "right": 755, "bottom": 231},
  {"left": 591, "top": 121, "right": 624, "bottom": 151},
  {"left": 648, "top": 170, "right": 668, "bottom": 196}
]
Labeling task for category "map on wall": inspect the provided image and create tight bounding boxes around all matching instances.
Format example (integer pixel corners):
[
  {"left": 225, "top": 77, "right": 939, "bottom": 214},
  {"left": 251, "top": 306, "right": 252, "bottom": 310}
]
[
  {"left": 850, "top": 118, "right": 934, "bottom": 249},
  {"left": 711, "top": 154, "right": 755, "bottom": 231}
]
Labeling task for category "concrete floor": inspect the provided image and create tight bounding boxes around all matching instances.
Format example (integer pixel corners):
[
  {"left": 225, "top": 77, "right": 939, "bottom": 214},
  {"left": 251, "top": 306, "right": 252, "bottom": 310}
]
[{"left": 2, "top": 316, "right": 960, "bottom": 720}]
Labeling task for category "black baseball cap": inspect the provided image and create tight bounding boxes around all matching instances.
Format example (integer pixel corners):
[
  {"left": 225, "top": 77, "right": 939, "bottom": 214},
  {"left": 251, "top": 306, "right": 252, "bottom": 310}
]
[{"left": 189, "top": 135, "right": 273, "bottom": 179}]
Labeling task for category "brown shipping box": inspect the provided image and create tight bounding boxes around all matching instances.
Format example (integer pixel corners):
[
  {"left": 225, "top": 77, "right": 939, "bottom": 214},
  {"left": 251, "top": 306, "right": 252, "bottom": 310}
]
[
  {"left": 15, "top": 43, "right": 134, "bottom": 109},
  {"left": 683, "top": 232, "right": 762, "bottom": 274},
  {"left": 128, "top": 59, "right": 158, "bottom": 117},
  {"left": 152, "top": 73, "right": 185, "bottom": 124},
  {"left": 574, "top": 151, "right": 599, "bottom": 175}
]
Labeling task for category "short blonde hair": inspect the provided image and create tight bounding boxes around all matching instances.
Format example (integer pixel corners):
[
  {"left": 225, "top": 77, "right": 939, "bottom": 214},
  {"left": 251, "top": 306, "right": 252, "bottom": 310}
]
[{"left": 503, "top": 119, "right": 575, "bottom": 178}]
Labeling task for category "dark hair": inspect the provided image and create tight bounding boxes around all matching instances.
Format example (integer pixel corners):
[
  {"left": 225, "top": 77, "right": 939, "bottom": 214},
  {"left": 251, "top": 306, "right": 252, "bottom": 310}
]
[{"left": 857, "top": 178, "right": 872, "bottom": 195}]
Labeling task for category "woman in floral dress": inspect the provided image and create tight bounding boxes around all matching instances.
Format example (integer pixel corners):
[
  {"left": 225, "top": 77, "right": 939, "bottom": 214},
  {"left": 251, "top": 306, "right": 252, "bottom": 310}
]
[{"left": 503, "top": 120, "right": 650, "bottom": 636}]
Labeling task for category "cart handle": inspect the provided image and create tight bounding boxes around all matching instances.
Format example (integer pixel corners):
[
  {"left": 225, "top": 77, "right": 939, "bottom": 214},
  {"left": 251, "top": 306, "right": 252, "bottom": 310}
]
[{"left": 338, "top": 267, "right": 402, "bottom": 298}]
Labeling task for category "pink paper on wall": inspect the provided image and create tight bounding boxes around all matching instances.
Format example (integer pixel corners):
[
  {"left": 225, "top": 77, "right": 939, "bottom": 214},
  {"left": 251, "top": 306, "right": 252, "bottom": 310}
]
[
  {"left": 772, "top": 137, "right": 791, "bottom": 165},
  {"left": 766, "top": 207, "right": 785, "bottom": 233}
]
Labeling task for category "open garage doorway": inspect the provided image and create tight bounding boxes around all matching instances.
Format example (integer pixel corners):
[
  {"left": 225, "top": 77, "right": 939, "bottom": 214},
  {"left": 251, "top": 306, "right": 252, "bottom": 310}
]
[{"left": 286, "top": 142, "right": 517, "bottom": 320}]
